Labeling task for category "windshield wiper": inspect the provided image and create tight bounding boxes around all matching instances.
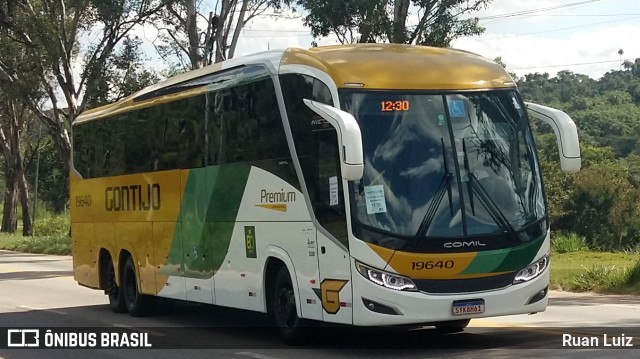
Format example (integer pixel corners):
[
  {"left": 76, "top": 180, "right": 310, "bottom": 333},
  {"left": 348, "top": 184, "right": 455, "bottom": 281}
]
[
  {"left": 462, "top": 140, "right": 475, "bottom": 216},
  {"left": 415, "top": 138, "right": 453, "bottom": 238},
  {"left": 461, "top": 139, "right": 517, "bottom": 238}
]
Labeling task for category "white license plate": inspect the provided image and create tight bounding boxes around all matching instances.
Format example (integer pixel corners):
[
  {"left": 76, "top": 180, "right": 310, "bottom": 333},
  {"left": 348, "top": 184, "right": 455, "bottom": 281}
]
[{"left": 452, "top": 300, "right": 485, "bottom": 315}]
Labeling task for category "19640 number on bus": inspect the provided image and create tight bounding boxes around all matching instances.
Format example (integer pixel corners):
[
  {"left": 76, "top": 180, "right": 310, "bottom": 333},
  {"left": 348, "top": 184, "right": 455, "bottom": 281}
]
[{"left": 411, "top": 260, "right": 455, "bottom": 270}]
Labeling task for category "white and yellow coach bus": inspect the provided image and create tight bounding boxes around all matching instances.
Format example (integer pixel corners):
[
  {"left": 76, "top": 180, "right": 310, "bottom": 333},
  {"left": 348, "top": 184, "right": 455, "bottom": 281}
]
[{"left": 70, "top": 44, "right": 581, "bottom": 342}]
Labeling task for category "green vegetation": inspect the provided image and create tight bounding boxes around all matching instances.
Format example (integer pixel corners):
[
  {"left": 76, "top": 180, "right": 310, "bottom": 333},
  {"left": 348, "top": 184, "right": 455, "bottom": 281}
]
[
  {"left": 0, "top": 210, "right": 70, "bottom": 255},
  {"left": 0, "top": 233, "right": 70, "bottom": 255},
  {"left": 550, "top": 232, "right": 588, "bottom": 254},
  {"left": 550, "top": 246, "right": 640, "bottom": 294},
  {"left": 519, "top": 63, "right": 640, "bottom": 252}
]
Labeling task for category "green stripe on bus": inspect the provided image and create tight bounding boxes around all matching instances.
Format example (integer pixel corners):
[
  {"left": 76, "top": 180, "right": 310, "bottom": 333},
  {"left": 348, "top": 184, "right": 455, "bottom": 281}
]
[
  {"left": 180, "top": 166, "right": 219, "bottom": 278},
  {"left": 460, "top": 234, "right": 545, "bottom": 275},
  {"left": 205, "top": 164, "right": 251, "bottom": 274},
  {"left": 166, "top": 164, "right": 251, "bottom": 279}
]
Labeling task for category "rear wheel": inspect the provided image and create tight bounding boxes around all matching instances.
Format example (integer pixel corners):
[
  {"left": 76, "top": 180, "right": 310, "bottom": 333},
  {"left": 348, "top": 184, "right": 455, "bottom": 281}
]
[
  {"left": 269, "top": 266, "right": 311, "bottom": 344},
  {"left": 122, "top": 257, "right": 153, "bottom": 317},
  {"left": 435, "top": 319, "right": 471, "bottom": 333},
  {"left": 105, "top": 258, "right": 126, "bottom": 313}
]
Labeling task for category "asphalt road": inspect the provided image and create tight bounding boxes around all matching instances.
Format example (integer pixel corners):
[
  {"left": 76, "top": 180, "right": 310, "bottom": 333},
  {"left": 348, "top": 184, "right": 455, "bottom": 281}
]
[{"left": 0, "top": 250, "right": 638, "bottom": 358}]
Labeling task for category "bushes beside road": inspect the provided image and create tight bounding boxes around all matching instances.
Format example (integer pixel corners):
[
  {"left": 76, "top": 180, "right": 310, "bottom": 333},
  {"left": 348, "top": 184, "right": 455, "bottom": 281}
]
[
  {"left": 0, "top": 233, "right": 70, "bottom": 255},
  {"left": 0, "top": 212, "right": 70, "bottom": 255},
  {"left": 550, "top": 233, "right": 640, "bottom": 294}
]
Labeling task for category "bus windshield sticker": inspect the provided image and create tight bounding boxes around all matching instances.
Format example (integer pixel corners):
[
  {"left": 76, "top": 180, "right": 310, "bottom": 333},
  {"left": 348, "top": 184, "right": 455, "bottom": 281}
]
[
  {"left": 329, "top": 176, "right": 339, "bottom": 206},
  {"left": 364, "top": 185, "right": 387, "bottom": 214},
  {"left": 448, "top": 99, "right": 466, "bottom": 118}
]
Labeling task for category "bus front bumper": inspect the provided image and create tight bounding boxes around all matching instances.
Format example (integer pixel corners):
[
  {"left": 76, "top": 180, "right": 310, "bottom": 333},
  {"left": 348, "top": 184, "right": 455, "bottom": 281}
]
[{"left": 352, "top": 266, "right": 549, "bottom": 326}]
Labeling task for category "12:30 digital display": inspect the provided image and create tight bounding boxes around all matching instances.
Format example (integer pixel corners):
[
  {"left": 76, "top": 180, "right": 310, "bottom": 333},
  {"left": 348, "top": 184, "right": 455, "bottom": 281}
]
[{"left": 380, "top": 100, "right": 410, "bottom": 112}]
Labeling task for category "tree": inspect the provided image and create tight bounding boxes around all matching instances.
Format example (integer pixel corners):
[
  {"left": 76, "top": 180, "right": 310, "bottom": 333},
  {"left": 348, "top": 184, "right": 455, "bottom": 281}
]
[
  {"left": 0, "top": 20, "right": 46, "bottom": 235},
  {"left": 618, "top": 48, "right": 624, "bottom": 69},
  {"left": 0, "top": 0, "right": 166, "bottom": 171},
  {"left": 155, "top": 0, "right": 285, "bottom": 71},
  {"left": 0, "top": 96, "right": 33, "bottom": 235},
  {"left": 84, "top": 35, "right": 160, "bottom": 108},
  {"left": 290, "top": 0, "right": 491, "bottom": 46}
]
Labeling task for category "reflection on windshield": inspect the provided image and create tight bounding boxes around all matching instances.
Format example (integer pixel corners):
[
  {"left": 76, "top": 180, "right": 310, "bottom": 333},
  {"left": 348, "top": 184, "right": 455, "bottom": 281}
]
[{"left": 342, "top": 90, "right": 545, "bottom": 239}]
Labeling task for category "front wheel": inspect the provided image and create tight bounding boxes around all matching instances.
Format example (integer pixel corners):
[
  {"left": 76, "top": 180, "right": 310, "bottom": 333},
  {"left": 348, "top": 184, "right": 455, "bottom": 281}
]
[
  {"left": 269, "top": 267, "right": 312, "bottom": 344},
  {"left": 435, "top": 319, "right": 471, "bottom": 333},
  {"left": 122, "top": 257, "right": 153, "bottom": 317}
]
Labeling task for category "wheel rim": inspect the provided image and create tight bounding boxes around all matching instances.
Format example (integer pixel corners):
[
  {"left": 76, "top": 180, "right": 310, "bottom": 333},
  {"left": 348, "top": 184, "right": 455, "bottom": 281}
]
[{"left": 276, "top": 285, "right": 296, "bottom": 328}]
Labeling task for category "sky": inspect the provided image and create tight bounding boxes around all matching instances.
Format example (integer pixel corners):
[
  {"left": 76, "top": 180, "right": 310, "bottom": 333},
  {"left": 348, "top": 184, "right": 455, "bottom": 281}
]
[{"left": 174, "top": 0, "right": 640, "bottom": 80}]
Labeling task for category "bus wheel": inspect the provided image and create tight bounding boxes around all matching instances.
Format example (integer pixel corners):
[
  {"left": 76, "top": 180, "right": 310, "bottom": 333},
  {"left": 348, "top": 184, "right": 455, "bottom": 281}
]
[
  {"left": 122, "top": 257, "right": 153, "bottom": 317},
  {"left": 435, "top": 319, "right": 471, "bottom": 333},
  {"left": 269, "top": 267, "right": 310, "bottom": 344},
  {"left": 105, "top": 259, "right": 126, "bottom": 313}
]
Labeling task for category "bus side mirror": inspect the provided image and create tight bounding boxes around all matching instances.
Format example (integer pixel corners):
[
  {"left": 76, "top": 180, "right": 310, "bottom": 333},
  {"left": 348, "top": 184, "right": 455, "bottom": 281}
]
[
  {"left": 303, "top": 99, "right": 364, "bottom": 181},
  {"left": 525, "top": 102, "right": 581, "bottom": 174}
]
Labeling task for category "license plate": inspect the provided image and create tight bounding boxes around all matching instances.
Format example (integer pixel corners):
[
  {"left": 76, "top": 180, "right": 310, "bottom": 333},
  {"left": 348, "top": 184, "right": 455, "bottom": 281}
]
[{"left": 452, "top": 299, "right": 485, "bottom": 315}]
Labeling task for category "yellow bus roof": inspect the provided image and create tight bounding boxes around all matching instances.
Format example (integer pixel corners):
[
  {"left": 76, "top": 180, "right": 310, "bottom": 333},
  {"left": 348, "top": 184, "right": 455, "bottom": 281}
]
[
  {"left": 75, "top": 44, "right": 514, "bottom": 124},
  {"left": 282, "top": 44, "right": 514, "bottom": 91}
]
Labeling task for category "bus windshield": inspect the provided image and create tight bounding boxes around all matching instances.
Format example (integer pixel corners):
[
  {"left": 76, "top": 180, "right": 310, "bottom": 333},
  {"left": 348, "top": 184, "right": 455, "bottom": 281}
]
[{"left": 341, "top": 89, "right": 545, "bottom": 240}]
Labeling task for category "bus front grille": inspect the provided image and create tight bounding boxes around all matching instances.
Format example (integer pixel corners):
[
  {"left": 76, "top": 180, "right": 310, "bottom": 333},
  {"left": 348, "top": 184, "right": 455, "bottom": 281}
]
[{"left": 413, "top": 272, "right": 516, "bottom": 294}]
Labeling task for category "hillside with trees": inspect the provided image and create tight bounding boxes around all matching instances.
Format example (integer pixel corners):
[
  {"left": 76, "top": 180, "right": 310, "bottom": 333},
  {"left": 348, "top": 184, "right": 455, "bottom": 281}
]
[{"left": 517, "top": 60, "right": 640, "bottom": 251}]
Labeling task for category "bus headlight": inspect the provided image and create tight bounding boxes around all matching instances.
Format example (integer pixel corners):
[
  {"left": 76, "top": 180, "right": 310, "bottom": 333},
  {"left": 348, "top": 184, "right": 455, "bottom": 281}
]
[
  {"left": 513, "top": 254, "right": 549, "bottom": 284},
  {"left": 355, "top": 261, "right": 417, "bottom": 292}
]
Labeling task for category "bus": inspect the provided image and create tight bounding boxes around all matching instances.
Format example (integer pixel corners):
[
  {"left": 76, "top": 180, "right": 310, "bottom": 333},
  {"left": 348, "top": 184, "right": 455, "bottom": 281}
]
[{"left": 70, "top": 44, "right": 581, "bottom": 342}]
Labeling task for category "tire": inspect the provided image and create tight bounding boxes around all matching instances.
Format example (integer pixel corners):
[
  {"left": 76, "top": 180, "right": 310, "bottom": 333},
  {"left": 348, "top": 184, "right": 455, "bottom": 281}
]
[
  {"left": 269, "top": 266, "right": 311, "bottom": 344},
  {"left": 105, "top": 258, "right": 126, "bottom": 313},
  {"left": 435, "top": 319, "right": 471, "bottom": 333},
  {"left": 122, "top": 257, "right": 153, "bottom": 317}
]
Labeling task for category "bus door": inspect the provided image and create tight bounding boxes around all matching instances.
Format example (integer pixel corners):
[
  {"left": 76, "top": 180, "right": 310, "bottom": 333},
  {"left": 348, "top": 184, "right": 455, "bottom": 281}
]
[{"left": 308, "top": 127, "right": 353, "bottom": 325}]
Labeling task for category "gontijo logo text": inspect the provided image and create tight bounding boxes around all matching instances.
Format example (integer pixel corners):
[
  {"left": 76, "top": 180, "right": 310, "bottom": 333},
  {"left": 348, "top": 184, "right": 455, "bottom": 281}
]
[{"left": 105, "top": 183, "right": 161, "bottom": 211}]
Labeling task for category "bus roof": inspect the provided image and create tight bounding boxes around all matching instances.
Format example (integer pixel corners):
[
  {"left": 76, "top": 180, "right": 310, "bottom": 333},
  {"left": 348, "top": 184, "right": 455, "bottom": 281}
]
[
  {"left": 282, "top": 44, "right": 514, "bottom": 91},
  {"left": 75, "top": 44, "right": 514, "bottom": 124}
]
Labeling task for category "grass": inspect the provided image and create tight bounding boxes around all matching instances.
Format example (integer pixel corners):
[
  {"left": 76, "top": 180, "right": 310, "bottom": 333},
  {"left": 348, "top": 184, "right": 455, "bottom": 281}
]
[
  {"left": 550, "top": 250, "right": 640, "bottom": 294},
  {"left": 550, "top": 232, "right": 588, "bottom": 254},
  {"left": 0, "top": 233, "right": 71, "bottom": 255}
]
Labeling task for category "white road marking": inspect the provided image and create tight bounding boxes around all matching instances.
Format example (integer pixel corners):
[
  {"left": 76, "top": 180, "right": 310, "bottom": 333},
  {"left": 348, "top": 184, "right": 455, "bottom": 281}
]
[
  {"left": 236, "top": 352, "right": 284, "bottom": 359},
  {"left": 17, "top": 305, "right": 67, "bottom": 315}
]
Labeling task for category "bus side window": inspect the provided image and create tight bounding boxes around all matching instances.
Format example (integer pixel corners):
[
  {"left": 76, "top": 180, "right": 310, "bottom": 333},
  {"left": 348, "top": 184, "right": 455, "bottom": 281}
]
[
  {"left": 177, "top": 95, "right": 206, "bottom": 169},
  {"left": 205, "top": 91, "right": 225, "bottom": 165},
  {"left": 313, "top": 128, "right": 346, "bottom": 238},
  {"left": 210, "top": 79, "right": 290, "bottom": 166},
  {"left": 280, "top": 73, "right": 348, "bottom": 246}
]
